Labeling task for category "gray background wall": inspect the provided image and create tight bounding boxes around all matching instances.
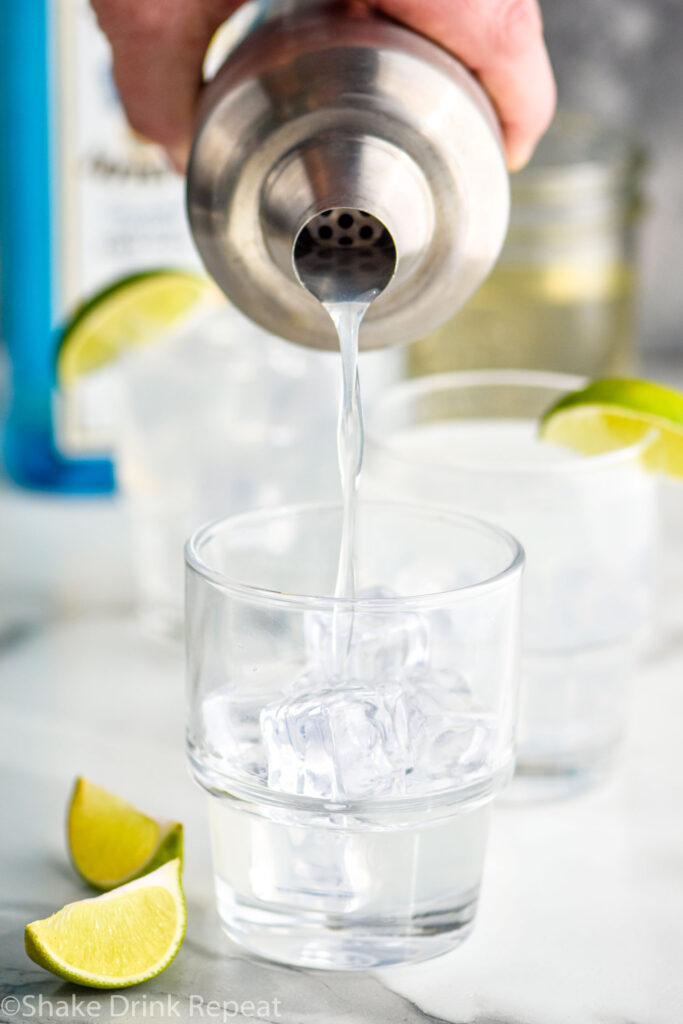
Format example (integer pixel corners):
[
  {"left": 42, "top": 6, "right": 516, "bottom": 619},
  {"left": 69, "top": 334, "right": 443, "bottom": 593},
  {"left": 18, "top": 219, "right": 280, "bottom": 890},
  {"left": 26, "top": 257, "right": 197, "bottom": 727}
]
[{"left": 540, "top": 0, "right": 682, "bottom": 356}]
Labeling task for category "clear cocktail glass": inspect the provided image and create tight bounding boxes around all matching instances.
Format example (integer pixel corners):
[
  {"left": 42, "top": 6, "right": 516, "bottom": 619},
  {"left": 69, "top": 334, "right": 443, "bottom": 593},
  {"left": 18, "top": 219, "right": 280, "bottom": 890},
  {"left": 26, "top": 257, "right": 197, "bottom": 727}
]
[{"left": 186, "top": 501, "right": 523, "bottom": 968}]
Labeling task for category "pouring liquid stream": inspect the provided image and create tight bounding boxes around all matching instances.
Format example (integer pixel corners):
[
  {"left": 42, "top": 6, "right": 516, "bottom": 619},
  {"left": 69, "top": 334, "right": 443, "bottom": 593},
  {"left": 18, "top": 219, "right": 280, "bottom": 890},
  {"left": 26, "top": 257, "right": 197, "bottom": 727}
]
[
  {"left": 326, "top": 301, "right": 366, "bottom": 605},
  {"left": 294, "top": 209, "right": 396, "bottom": 674},
  {"left": 325, "top": 298, "right": 372, "bottom": 673}
]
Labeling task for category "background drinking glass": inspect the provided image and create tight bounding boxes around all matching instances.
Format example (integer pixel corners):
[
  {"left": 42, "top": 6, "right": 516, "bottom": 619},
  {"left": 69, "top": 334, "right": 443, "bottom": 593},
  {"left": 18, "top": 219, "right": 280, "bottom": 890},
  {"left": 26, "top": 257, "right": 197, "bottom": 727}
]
[
  {"left": 365, "top": 371, "right": 658, "bottom": 798},
  {"left": 186, "top": 502, "right": 523, "bottom": 969},
  {"left": 113, "top": 302, "right": 399, "bottom": 637}
]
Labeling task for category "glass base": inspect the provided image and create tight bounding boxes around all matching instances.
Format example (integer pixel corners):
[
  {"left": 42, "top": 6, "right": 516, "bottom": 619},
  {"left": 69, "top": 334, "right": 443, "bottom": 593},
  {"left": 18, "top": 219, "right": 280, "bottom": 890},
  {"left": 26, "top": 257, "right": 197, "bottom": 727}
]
[
  {"left": 507, "top": 641, "right": 633, "bottom": 802},
  {"left": 216, "top": 882, "right": 478, "bottom": 969},
  {"left": 203, "top": 762, "right": 495, "bottom": 971}
]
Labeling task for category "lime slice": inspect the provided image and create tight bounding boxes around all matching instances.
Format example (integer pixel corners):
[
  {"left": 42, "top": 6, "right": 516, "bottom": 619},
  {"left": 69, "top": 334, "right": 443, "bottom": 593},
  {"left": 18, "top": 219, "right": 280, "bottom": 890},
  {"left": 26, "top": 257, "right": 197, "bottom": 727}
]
[
  {"left": 68, "top": 778, "right": 183, "bottom": 891},
  {"left": 25, "top": 859, "right": 185, "bottom": 988},
  {"left": 57, "top": 269, "right": 217, "bottom": 386},
  {"left": 540, "top": 377, "right": 683, "bottom": 478}
]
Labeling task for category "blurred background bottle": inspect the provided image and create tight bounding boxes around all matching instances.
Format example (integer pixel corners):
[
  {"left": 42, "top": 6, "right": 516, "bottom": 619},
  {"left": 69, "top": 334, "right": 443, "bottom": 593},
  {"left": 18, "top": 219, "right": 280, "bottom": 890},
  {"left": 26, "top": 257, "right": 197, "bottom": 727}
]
[
  {"left": 0, "top": 0, "right": 197, "bottom": 491},
  {"left": 408, "top": 113, "right": 645, "bottom": 379}
]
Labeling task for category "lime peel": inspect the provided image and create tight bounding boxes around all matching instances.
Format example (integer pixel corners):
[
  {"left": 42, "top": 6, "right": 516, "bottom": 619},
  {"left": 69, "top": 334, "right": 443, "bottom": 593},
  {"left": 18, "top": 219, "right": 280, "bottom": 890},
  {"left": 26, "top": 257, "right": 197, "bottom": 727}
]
[
  {"left": 25, "top": 859, "right": 185, "bottom": 989},
  {"left": 57, "top": 269, "right": 218, "bottom": 386},
  {"left": 67, "top": 777, "right": 183, "bottom": 891},
  {"left": 540, "top": 377, "right": 683, "bottom": 478}
]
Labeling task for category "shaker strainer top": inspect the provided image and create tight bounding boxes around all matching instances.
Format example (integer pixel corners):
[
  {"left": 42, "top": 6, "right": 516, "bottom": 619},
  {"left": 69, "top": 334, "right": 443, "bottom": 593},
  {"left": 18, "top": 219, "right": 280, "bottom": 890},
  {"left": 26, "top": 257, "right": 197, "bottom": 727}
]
[
  {"left": 294, "top": 208, "right": 397, "bottom": 305},
  {"left": 304, "top": 209, "right": 387, "bottom": 248}
]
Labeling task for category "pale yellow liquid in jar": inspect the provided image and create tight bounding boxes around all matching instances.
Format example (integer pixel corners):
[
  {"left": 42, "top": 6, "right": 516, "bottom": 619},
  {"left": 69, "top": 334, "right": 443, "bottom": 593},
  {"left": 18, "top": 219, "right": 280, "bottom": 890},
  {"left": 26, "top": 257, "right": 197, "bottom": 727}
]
[{"left": 408, "top": 259, "right": 636, "bottom": 378}]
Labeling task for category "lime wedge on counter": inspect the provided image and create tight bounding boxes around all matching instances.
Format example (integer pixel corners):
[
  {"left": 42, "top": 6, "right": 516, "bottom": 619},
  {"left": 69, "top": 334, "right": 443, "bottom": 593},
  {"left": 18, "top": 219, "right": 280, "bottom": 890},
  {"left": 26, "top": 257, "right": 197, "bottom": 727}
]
[
  {"left": 540, "top": 377, "right": 683, "bottom": 478},
  {"left": 25, "top": 859, "right": 185, "bottom": 988},
  {"left": 67, "top": 778, "right": 183, "bottom": 891},
  {"left": 57, "top": 269, "right": 217, "bottom": 386}
]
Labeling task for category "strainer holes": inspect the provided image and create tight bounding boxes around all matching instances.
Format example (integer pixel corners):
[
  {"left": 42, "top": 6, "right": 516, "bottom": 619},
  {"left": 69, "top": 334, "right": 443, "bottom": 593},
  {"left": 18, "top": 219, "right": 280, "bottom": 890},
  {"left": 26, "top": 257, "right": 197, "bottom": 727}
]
[{"left": 337, "top": 213, "right": 354, "bottom": 229}]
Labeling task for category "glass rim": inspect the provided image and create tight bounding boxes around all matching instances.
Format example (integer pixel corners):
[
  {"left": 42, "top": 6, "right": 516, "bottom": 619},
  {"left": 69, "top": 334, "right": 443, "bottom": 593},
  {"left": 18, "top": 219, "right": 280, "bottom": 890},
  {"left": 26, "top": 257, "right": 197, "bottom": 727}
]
[
  {"left": 366, "top": 369, "right": 656, "bottom": 477},
  {"left": 185, "top": 499, "right": 524, "bottom": 610}
]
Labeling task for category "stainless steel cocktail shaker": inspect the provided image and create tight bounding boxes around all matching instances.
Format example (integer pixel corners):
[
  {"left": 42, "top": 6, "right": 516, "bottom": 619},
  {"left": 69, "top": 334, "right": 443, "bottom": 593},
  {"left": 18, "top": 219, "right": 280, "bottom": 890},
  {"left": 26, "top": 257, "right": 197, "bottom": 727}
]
[{"left": 186, "top": 0, "right": 509, "bottom": 350}]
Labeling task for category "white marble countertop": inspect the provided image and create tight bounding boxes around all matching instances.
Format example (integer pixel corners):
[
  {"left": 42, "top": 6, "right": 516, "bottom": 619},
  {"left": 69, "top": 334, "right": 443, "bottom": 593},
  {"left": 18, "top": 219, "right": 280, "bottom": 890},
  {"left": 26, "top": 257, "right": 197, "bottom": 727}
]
[{"left": 1, "top": 472, "right": 683, "bottom": 1024}]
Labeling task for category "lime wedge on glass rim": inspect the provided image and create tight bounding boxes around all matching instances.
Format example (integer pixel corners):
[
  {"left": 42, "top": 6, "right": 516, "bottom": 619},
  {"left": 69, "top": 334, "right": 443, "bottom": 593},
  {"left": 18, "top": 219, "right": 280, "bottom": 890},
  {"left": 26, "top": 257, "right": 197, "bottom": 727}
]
[
  {"left": 540, "top": 377, "right": 683, "bottom": 478},
  {"left": 25, "top": 859, "right": 185, "bottom": 988},
  {"left": 56, "top": 269, "right": 217, "bottom": 387},
  {"left": 67, "top": 777, "right": 183, "bottom": 891}
]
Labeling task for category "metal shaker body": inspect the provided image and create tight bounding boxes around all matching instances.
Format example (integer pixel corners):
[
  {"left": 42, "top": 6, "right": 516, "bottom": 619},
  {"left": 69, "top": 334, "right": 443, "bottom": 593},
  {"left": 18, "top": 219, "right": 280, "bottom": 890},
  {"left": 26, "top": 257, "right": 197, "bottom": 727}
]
[{"left": 187, "top": 0, "right": 510, "bottom": 351}]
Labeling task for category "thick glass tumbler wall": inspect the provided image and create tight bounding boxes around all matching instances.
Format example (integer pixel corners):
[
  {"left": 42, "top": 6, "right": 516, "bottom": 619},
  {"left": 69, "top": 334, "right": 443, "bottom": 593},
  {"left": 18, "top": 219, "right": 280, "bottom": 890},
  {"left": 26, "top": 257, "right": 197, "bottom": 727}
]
[{"left": 186, "top": 502, "right": 523, "bottom": 969}]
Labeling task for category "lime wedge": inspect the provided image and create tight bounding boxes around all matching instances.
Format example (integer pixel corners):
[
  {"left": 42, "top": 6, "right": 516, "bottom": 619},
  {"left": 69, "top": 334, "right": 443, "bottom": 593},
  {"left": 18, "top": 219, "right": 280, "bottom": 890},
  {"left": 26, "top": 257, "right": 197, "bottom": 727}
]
[
  {"left": 540, "top": 377, "right": 683, "bottom": 478},
  {"left": 25, "top": 859, "right": 185, "bottom": 988},
  {"left": 67, "top": 778, "right": 183, "bottom": 891},
  {"left": 57, "top": 269, "right": 217, "bottom": 386}
]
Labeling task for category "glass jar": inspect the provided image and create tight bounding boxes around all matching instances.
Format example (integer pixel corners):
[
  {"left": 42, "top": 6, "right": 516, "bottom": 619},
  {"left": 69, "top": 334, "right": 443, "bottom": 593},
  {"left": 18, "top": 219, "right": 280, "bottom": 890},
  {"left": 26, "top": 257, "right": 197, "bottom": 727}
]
[{"left": 408, "top": 112, "right": 645, "bottom": 377}]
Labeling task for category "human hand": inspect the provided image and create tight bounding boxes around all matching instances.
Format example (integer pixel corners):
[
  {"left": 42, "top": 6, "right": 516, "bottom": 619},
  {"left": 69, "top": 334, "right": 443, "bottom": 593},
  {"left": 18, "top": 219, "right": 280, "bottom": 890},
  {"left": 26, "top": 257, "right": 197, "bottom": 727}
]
[{"left": 92, "top": 0, "right": 555, "bottom": 172}]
